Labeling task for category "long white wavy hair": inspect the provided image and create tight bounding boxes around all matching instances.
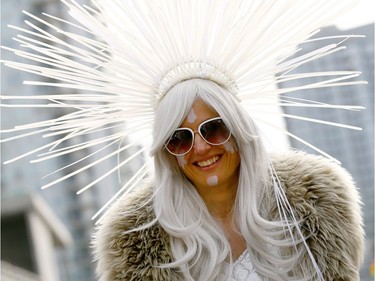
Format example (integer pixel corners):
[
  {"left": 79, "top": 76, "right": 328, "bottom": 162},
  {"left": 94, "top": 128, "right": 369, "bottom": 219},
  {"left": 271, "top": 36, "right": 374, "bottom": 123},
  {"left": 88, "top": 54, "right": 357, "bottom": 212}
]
[{"left": 150, "top": 78, "right": 321, "bottom": 281}]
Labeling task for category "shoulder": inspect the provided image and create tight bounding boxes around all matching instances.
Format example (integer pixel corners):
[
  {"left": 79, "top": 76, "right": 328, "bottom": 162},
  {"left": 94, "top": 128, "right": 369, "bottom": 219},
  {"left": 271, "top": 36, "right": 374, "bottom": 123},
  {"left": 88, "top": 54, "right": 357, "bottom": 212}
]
[
  {"left": 271, "top": 150, "right": 364, "bottom": 280},
  {"left": 93, "top": 180, "right": 180, "bottom": 281},
  {"left": 270, "top": 150, "right": 363, "bottom": 221}
]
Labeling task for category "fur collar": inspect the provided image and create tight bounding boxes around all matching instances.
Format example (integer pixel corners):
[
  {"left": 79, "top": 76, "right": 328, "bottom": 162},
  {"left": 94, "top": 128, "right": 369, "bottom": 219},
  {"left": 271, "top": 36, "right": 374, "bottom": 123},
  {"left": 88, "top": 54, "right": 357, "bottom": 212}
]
[{"left": 93, "top": 151, "right": 364, "bottom": 281}]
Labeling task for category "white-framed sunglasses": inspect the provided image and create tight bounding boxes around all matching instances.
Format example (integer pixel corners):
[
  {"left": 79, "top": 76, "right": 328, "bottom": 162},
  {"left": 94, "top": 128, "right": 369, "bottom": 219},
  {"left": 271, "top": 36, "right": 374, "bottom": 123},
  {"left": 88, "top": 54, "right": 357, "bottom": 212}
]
[{"left": 165, "top": 117, "right": 231, "bottom": 156}]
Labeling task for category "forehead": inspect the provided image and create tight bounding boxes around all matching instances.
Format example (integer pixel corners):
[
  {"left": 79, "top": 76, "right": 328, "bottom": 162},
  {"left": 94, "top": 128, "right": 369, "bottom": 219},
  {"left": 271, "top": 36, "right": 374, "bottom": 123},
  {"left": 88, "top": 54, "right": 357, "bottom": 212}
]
[
  {"left": 191, "top": 99, "right": 216, "bottom": 113},
  {"left": 181, "top": 99, "right": 219, "bottom": 127}
]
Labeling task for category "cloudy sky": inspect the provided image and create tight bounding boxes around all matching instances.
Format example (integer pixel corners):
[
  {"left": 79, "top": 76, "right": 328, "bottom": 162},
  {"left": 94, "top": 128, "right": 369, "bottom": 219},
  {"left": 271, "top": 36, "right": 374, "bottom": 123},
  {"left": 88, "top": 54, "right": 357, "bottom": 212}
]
[{"left": 332, "top": 0, "right": 375, "bottom": 29}]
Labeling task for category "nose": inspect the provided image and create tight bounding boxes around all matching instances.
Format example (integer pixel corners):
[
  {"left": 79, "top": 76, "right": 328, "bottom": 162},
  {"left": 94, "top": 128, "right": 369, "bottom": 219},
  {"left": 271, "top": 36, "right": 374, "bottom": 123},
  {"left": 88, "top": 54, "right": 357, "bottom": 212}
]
[{"left": 193, "top": 132, "right": 211, "bottom": 154}]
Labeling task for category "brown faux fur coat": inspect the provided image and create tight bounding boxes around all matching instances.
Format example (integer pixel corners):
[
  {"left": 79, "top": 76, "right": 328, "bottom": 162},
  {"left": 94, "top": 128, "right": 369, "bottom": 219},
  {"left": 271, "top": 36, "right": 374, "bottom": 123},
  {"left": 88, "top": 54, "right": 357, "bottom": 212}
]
[{"left": 93, "top": 151, "right": 364, "bottom": 280}]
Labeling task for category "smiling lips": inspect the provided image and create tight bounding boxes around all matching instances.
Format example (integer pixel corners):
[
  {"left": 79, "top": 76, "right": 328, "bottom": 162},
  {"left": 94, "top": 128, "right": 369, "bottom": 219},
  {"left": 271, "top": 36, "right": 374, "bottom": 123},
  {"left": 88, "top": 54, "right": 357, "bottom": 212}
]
[{"left": 196, "top": 155, "right": 220, "bottom": 167}]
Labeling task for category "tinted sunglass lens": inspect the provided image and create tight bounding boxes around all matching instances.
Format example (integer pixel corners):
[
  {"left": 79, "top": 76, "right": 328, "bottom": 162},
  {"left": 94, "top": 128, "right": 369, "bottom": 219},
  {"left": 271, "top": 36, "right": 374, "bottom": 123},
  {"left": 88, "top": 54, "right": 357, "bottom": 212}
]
[
  {"left": 166, "top": 130, "right": 193, "bottom": 155},
  {"left": 201, "top": 119, "right": 230, "bottom": 144}
]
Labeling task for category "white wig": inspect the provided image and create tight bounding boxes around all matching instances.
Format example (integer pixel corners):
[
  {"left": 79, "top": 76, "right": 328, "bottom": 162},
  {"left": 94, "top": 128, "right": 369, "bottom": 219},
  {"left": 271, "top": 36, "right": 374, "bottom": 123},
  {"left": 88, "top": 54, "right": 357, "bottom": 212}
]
[{"left": 150, "top": 78, "right": 321, "bottom": 281}]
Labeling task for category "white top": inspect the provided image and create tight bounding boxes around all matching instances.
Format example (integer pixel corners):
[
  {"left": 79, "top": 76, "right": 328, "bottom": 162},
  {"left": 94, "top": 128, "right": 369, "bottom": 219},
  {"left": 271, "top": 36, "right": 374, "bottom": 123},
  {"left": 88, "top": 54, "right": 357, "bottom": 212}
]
[{"left": 219, "top": 250, "right": 262, "bottom": 281}]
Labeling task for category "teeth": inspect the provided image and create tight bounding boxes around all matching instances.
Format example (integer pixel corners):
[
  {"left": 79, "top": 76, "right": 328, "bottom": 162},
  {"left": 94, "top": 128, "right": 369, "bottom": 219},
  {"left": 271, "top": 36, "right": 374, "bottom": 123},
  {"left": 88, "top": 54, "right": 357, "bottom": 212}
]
[{"left": 197, "top": 156, "right": 219, "bottom": 167}]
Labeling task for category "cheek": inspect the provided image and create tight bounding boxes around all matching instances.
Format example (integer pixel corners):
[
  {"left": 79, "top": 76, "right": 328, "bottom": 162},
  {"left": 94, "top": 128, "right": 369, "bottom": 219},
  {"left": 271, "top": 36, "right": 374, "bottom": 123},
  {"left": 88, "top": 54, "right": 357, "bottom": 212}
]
[
  {"left": 223, "top": 139, "right": 238, "bottom": 154},
  {"left": 207, "top": 175, "right": 219, "bottom": 186},
  {"left": 177, "top": 156, "right": 188, "bottom": 168}
]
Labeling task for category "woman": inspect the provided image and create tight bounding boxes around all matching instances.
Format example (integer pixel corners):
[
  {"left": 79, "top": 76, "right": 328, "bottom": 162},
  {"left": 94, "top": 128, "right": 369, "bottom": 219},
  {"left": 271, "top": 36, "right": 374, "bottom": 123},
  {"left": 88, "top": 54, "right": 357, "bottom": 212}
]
[
  {"left": 94, "top": 79, "right": 364, "bottom": 280},
  {"left": 0, "top": 0, "right": 365, "bottom": 280}
]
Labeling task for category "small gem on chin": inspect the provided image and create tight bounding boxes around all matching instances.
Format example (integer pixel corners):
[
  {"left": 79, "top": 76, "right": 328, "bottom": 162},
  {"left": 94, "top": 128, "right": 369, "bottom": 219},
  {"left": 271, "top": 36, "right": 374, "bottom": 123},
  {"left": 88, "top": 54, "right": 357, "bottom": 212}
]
[{"left": 207, "top": 175, "right": 218, "bottom": 186}]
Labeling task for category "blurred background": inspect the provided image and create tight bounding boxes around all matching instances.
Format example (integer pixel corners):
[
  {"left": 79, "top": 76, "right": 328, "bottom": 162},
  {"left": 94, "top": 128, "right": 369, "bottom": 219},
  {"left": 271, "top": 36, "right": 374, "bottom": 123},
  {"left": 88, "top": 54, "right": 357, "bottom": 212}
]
[{"left": 1, "top": 0, "right": 374, "bottom": 280}]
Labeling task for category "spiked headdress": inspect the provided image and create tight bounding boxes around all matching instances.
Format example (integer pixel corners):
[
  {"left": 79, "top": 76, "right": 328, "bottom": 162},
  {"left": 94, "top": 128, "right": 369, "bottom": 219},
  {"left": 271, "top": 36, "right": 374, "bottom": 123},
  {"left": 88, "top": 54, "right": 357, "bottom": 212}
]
[{"left": 1, "top": 0, "right": 365, "bottom": 223}]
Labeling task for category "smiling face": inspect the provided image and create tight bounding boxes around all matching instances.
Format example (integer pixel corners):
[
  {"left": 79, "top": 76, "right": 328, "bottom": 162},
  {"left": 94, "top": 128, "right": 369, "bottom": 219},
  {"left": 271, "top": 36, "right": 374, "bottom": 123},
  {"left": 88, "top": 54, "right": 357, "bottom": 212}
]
[{"left": 174, "top": 99, "right": 241, "bottom": 192}]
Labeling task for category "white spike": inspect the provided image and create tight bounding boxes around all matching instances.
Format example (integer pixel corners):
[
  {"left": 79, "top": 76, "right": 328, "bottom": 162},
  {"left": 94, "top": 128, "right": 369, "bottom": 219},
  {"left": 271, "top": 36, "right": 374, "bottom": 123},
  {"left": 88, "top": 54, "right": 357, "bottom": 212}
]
[
  {"left": 40, "top": 141, "right": 139, "bottom": 189},
  {"left": 92, "top": 162, "right": 150, "bottom": 222},
  {"left": 76, "top": 146, "right": 147, "bottom": 194}
]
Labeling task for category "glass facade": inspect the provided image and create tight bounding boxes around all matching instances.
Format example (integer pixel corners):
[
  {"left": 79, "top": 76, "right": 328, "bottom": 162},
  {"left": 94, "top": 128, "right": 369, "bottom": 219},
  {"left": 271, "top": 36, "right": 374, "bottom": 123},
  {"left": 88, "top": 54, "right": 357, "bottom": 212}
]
[{"left": 280, "top": 24, "right": 374, "bottom": 281}]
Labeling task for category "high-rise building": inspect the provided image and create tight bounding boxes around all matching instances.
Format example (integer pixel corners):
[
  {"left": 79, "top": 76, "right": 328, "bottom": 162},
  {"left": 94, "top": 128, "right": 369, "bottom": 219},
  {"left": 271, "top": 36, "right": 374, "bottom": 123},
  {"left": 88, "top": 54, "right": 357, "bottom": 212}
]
[
  {"left": 1, "top": 194, "right": 72, "bottom": 281},
  {"left": 1, "top": 1, "right": 144, "bottom": 280},
  {"left": 280, "top": 24, "right": 374, "bottom": 281}
]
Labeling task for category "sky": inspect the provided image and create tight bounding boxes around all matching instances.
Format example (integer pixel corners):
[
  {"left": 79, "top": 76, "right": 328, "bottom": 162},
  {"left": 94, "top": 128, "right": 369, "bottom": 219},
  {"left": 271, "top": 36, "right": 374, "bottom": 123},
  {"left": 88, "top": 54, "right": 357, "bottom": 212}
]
[{"left": 332, "top": 0, "right": 375, "bottom": 29}]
